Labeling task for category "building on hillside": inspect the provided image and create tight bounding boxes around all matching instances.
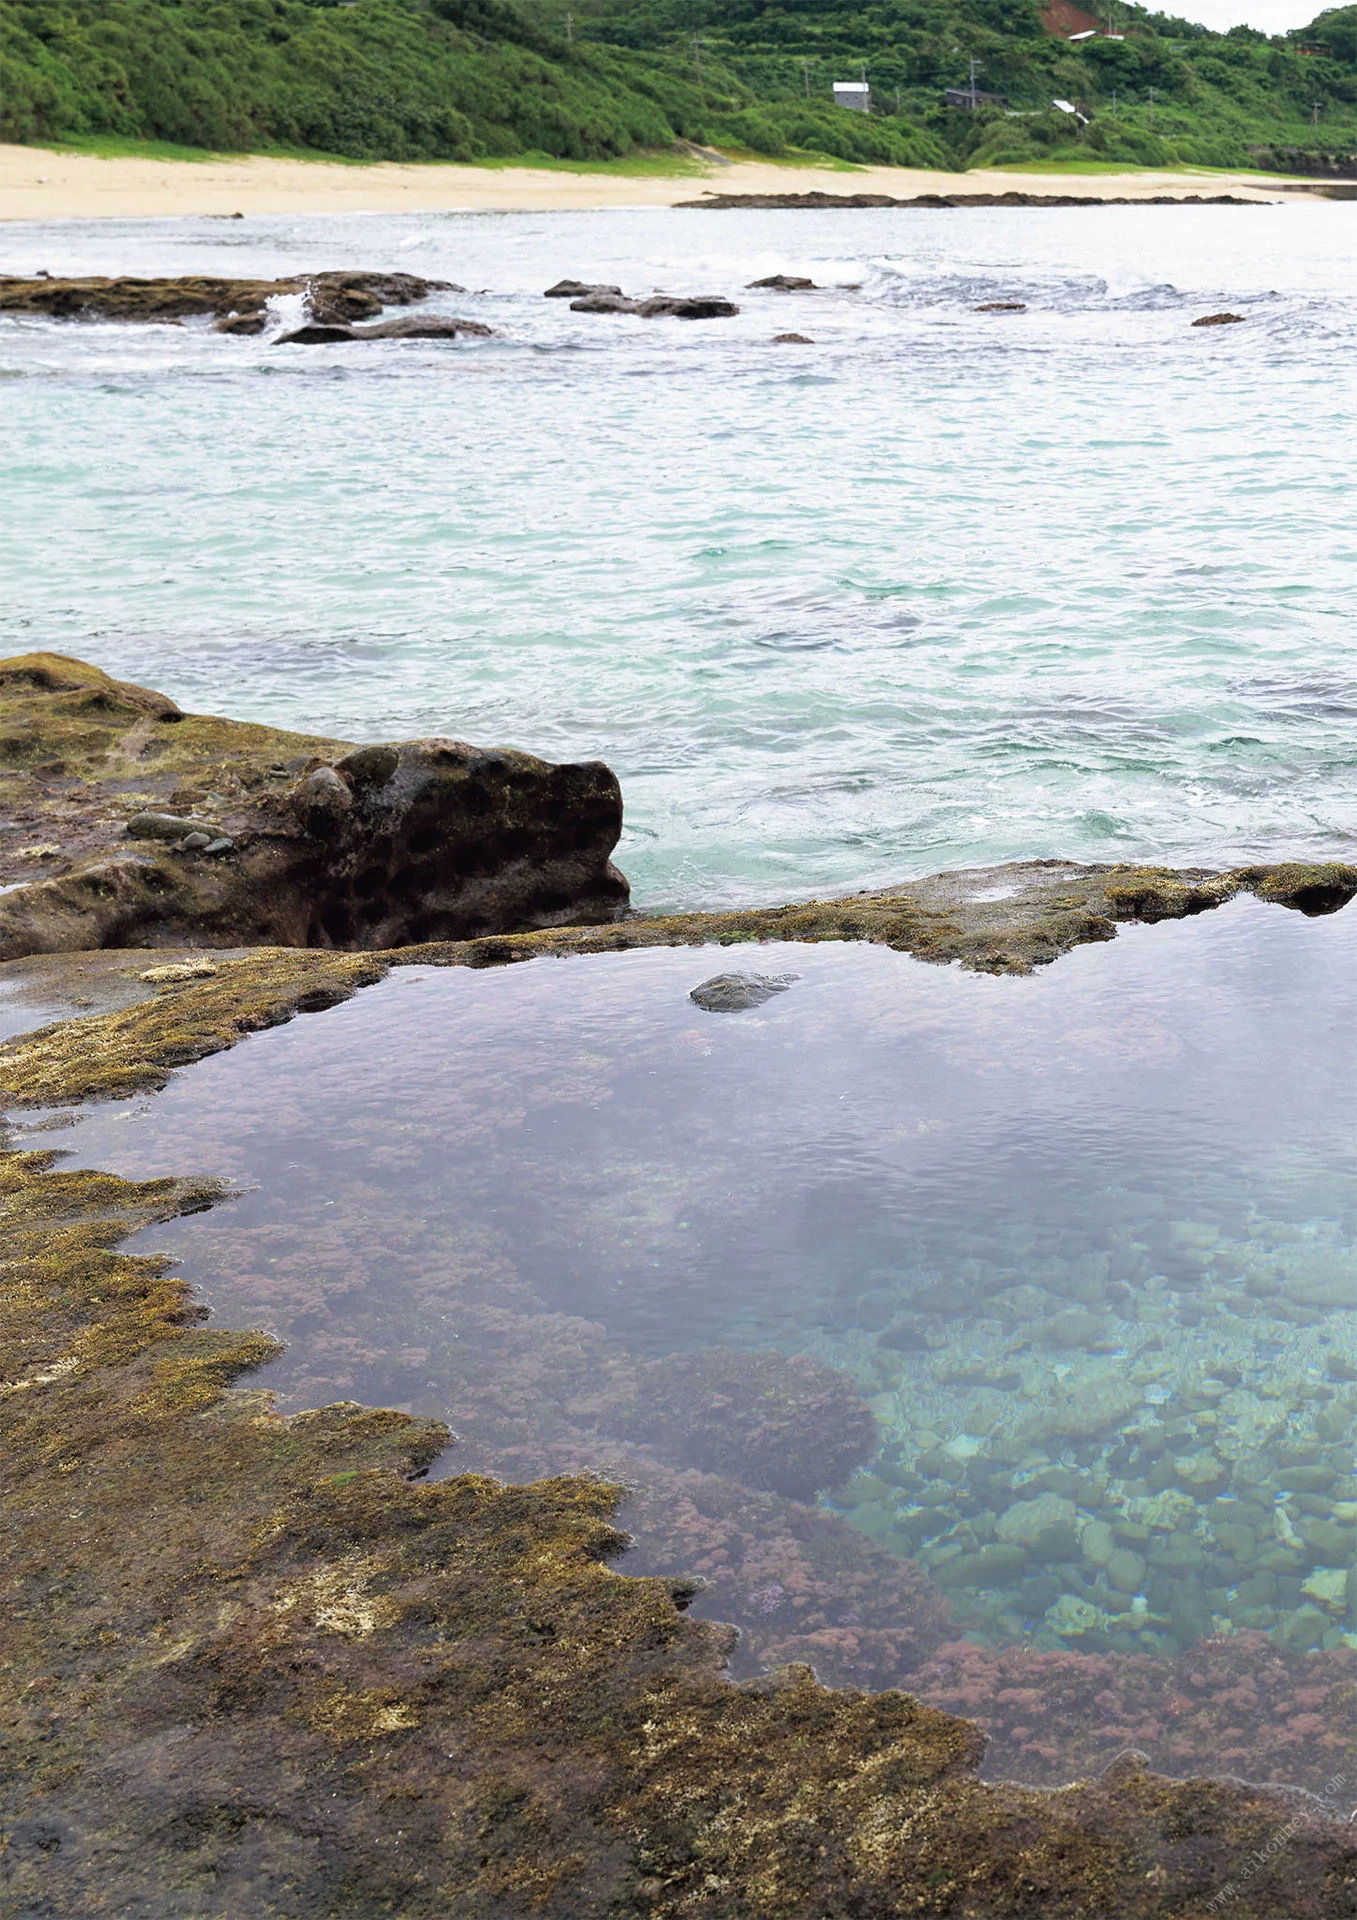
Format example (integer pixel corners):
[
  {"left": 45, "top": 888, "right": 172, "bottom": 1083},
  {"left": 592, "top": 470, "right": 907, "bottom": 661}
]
[{"left": 832, "top": 82, "right": 871, "bottom": 113}]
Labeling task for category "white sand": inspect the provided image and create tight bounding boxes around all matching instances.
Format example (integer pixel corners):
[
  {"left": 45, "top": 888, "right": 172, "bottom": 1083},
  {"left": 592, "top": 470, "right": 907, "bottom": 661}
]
[{"left": 0, "top": 143, "right": 1304, "bottom": 223}]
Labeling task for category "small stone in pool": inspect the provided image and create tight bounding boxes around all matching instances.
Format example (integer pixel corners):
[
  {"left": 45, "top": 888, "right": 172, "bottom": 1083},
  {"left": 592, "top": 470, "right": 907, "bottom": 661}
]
[{"left": 689, "top": 971, "right": 798, "bottom": 1013}]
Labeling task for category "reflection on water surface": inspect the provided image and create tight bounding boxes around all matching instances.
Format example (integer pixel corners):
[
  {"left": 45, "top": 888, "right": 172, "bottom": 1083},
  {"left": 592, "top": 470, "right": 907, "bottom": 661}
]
[{"left": 40, "top": 897, "right": 1357, "bottom": 1787}]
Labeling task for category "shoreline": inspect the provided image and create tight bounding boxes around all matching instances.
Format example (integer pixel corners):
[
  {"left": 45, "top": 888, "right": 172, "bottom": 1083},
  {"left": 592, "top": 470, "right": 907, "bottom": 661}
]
[{"left": 0, "top": 141, "right": 1311, "bottom": 222}]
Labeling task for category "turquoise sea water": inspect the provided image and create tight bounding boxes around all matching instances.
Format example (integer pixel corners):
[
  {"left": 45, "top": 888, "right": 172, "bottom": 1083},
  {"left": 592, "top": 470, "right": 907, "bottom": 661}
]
[{"left": 2, "top": 202, "right": 1355, "bottom": 908}]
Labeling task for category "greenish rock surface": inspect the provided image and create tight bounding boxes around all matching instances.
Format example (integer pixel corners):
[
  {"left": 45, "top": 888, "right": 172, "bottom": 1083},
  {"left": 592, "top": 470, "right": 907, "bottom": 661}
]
[{"left": 0, "top": 653, "right": 629, "bottom": 959}]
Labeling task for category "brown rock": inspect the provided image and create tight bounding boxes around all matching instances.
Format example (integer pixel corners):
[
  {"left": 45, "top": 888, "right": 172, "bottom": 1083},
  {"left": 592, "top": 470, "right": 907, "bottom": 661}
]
[
  {"left": 544, "top": 279, "right": 623, "bottom": 298},
  {"left": 747, "top": 274, "right": 818, "bottom": 290},
  {"left": 977, "top": 301, "right": 1027, "bottom": 312},
  {"left": 1192, "top": 311, "right": 1248, "bottom": 326},
  {"left": 635, "top": 296, "right": 739, "bottom": 319},
  {"left": 0, "top": 270, "right": 459, "bottom": 325},
  {"left": 0, "top": 653, "right": 628, "bottom": 958},
  {"left": 772, "top": 332, "right": 814, "bottom": 344},
  {"left": 276, "top": 315, "right": 494, "bottom": 345},
  {"left": 569, "top": 293, "right": 640, "bottom": 313}
]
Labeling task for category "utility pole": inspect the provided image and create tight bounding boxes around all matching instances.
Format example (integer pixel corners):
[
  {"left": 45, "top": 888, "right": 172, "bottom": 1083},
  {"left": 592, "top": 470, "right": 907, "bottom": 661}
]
[
  {"left": 565, "top": 7, "right": 572, "bottom": 40},
  {"left": 1312, "top": 99, "right": 1322, "bottom": 127},
  {"left": 1111, "top": 87, "right": 1117, "bottom": 117},
  {"left": 968, "top": 56, "right": 980, "bottom": 111},
  {"left": 1147, "top": 85, "right": 1155, "bottom": 127},
  {"left": 803, "top": 59, "right": 811, "bottom": 99}
]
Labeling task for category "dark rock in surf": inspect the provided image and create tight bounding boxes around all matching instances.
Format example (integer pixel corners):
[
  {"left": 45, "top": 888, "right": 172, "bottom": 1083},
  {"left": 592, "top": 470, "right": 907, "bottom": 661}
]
[
  {"left": 747, "top": 274, "right": 818, "bottom": 291},
  {"left": 567, "top": 293, "right": 739, "bottom": 320},
  {"left": 1191, "top": 311, "right": 1247, "bottom": 326},
  {"left": 689, "top": 971, "right": 797, "bottom": 1012},
  {"left": 636, "top": 296, "right": 739, "bottom": 320},
  {"left": 545, "top": 279, "right": 623, "bottom": 298},
  {"left": 569, "top": 293, "right": 641, "bottom": 313},
  {"left": 772, "top": 332, "right": 813, "bottom": 344},
  {"left": 977, "top": 301, "right": 1026, "bottom": 312},
  {"left": 274, "top": 322, "right": 361, "bottom": 344},
  {"left": 276, "top": 315, "right": 494, "bottom": 345},
  {"left": 213, "top": 312, "right": 268, "bottom": 336},
  {"left": 0, "top": 652, "right": 629, "bottom": 959}
]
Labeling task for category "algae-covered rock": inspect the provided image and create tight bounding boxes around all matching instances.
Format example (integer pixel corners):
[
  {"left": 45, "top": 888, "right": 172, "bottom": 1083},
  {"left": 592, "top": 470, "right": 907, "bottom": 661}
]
[
  {"left": 0, "top": 270, "right": 458, "bottom": 324},
  {"left": 689, "top": 970, "right": 797, "bottom": 1012},
  {"left": 5, "top": 1142, "right": 1356, "bottom": 1917},
  {"left": 0, "top": 654, "right": 629, "bottom": 958}
]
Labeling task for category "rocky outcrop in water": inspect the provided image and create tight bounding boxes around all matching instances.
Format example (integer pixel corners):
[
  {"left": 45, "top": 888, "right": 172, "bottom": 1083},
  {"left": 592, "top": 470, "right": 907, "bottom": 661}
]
[
  {"left": 0, "top": 653, "right": 628, "bottom": 960},
  {"left": 568, "top": 291, "right": 740, "bottom": 318},
  {"left": 0, "top": 271, "right": 459, "bottom": 326},
  {"left": 276, "top": 314, "right": 494, "bottom": 345},
  {"left": 543, "top": 279, "right": 622, "bottom": 298},
  {"left": 688, "top": 190, "right": 1265, "bottom": 209}
]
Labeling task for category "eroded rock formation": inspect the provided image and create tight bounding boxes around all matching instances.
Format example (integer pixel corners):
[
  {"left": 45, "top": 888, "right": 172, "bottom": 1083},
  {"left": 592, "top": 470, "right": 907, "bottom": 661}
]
[
  {"left": 0, "top": 654, "right": 628, "bottom": 960},
  {"left": 0, "top": 270, "right": 459, "bottom": 326}
]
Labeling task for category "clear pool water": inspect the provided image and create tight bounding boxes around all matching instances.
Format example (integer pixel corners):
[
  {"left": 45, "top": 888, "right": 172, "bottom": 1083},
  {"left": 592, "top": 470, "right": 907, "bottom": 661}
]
[{"left": 28, "top": 897, "right": 1357, "bottom": 1785}]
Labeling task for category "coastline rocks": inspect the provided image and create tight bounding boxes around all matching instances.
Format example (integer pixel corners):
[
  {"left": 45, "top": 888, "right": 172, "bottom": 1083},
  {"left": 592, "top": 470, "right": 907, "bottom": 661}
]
[
  {"left": 568, "top": 292, "right": 739, "bottom": 319},
  {"left": 977, "top": 301, "right": 1027, "bottom": 312},
  {"left": 687, "top": 189, "right": 1264, "bottom": 210},
  {"left": 1192, "top": 311, "right": 1247, "bottom": 326},
  {"left": 544, "top": 279, "right": 622, "bottom": 298},
  {"left": 0, "top": 270, "right": 458, "bottom": 325},
  {"left": 747, "top": 274, "right": 818, "bottom": 291},
  {"left": 772, "top": 332, "right": 814, "bottom": 343},
  {"left": 0, "top": 653, "right": 629, "bottom": 959},
  {"left": 276, "top": 315, "right": 494, "bottom": 346},
  {"left": 568, "top": 292, "right": 640, "bottom": 313},
  {"left": 638, "top": 295, "right": 739, "bottom": 319}
]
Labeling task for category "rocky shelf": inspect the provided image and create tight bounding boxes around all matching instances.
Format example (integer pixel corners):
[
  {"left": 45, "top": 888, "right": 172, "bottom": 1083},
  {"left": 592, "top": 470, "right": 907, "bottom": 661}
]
[{"left": 5, "top": 656, "right": 1357, "bottom": 1914}]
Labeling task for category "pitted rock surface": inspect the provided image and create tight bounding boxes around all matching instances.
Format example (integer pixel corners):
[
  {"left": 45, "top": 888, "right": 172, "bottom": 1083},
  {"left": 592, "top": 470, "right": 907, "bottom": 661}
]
[{"left": 0, "top": 653, "right": 628, "bottom": 959}]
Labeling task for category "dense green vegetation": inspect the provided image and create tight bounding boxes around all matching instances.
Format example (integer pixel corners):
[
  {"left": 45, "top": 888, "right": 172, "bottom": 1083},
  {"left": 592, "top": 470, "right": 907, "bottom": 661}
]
[{"left": 2, "top": 0, "right": 1355, "bottom": 170}]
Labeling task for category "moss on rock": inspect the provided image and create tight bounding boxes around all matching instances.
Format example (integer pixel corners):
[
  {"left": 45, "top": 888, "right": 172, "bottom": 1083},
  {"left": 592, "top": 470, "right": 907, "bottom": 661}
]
[{"left": 3, "top": 1144, "right": 1356, "bottom": 1916}]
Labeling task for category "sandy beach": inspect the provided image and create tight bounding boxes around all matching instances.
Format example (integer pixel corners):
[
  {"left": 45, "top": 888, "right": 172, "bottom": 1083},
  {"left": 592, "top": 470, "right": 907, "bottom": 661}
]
[{"left": 0, "top": 141, "right": 1305, "bottom": 222}]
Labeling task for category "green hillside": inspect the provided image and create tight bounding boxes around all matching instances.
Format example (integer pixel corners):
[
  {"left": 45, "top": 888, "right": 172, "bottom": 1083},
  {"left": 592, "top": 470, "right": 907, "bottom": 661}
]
[{"left": 2, "top": 0, "right": 1355, "bottom": 171}]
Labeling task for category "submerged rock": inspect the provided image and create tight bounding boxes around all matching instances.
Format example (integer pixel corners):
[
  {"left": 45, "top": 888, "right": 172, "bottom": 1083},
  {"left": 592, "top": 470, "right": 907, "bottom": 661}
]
[
  {"left": 607, "top": 1346, "right": 877, "bottom": 1498},
  {"left": 689, "top": 970, "right": 797, "bottom": 1012},
  {"left": 0, "top": 653, "right": 629, "bottom": 959}
]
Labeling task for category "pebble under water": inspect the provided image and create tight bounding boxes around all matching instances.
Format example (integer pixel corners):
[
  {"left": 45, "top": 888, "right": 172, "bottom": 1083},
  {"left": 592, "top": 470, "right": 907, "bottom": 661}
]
[{"left": 28, "top": 894, "right": 1357, "bottom": 1788}]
